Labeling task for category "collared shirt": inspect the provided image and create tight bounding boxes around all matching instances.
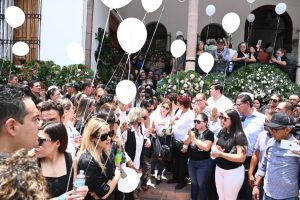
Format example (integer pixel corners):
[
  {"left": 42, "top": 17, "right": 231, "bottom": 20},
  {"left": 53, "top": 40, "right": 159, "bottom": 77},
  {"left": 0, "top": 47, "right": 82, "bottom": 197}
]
[
  {"left": 207, "top": 95, "right": 233, "bottom": 113},
  {"left": 173, "top": 109, "right": 194, "bottom": 141},
  {"left": 257, "top": 136, "right": 300, "bottom": 199},
  {"left": 254, "top": 130, "right": 271, "bottom": 168},
  {"left": 241, "top": 110, "right": 265, "bottom": 156}
]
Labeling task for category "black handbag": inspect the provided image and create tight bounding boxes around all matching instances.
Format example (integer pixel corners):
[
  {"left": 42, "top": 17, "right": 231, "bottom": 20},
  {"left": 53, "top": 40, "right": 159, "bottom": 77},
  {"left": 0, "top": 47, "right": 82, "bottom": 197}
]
[{"left": 172, "top": 138, "right": 184, "bottom": 151}]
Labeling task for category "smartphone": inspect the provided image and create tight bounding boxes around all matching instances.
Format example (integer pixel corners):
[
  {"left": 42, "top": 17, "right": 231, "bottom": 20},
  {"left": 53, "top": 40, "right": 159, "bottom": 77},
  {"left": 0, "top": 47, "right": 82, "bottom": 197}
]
[
  {"left": 257, "top": 40, "right": 262, "bottom": 45},
  {"left": 280, "top": 140, "right": 300, "bottom": 151}
]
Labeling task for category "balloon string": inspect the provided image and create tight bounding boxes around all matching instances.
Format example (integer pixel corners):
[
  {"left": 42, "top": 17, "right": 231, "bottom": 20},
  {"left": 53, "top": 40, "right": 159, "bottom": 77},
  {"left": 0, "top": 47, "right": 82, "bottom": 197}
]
[
  {"left": 92, "top": 9, "right": 111, "bottom": 87},
  {"left": 272, "top": 15, "right": 280, "bottom": 56},
  {"left": 142, "top": 12, "right": 148, "bottom": 23},
  {"left": 114, "top": 9, "right": 124, "bottom": 21},
  {"left": 127, "top": 54, "right": 131, "bottom": 80},
  {"left": 134, "top": 0, "right": 168, "bottom": 85},
  {"left": 104, "top": 53, "right": 127, "bottom": 89},
  {"left": 205, "top": 22, "right": 210, "bottom": 43}
]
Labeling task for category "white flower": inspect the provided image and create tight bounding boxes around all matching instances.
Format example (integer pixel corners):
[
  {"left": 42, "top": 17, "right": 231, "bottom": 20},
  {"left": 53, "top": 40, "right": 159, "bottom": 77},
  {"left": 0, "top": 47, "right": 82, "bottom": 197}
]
[
  {"left": 172, "top": 85, "right": 177, "bottom": 90},
  {"left": 190, "top": 74, "right": 195, "bottom": 79},
  {"left": 183, "top": 84, "right": 188, "bottom": 88},
  {"left": 180, "top": 90, "right": 184, "bottom": 94},
  {"left": 168, "top": 79, "right": 171, "bottom": 83},
  {"left": 199, "top": 80, "right": 204, "bottom": 87},
  {"left": 180, "top": 80, "right": 184, "bottom": 84}
]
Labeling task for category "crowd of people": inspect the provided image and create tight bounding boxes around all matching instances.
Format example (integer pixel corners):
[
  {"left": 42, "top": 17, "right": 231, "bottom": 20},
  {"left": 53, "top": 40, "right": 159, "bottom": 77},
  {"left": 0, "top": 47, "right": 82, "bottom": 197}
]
[
  {"left": 1, "top": 73, "right": 300, "bottom": 200},
  {"left": 134, "top": 35, "right": 297, "bottom": 83}
]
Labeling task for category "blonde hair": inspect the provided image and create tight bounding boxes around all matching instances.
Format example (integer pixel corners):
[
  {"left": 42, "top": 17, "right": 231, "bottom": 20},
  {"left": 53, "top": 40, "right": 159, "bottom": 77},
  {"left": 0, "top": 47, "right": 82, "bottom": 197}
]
[
  {"left": 127, "top": 107, "right": 143, "bottom": 125},
  {"left": 78, "top": 118, "right": 110, "bottom": 171},
  {"left": 0, "top": 149, "right": 47, "bottom": 200}
]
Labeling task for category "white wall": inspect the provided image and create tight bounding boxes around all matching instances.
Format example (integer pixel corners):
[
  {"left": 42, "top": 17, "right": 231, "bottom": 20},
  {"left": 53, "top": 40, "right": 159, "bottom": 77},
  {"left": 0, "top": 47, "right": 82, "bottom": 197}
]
[
  {"left": 40, "top": 0, "right": 84, "bottom": 66},
  {"left": 90, "top": 0, "right": 110, "bottom": 70},
  {"left": 119, "top": 0, "right": 300, "bottom": 51}
]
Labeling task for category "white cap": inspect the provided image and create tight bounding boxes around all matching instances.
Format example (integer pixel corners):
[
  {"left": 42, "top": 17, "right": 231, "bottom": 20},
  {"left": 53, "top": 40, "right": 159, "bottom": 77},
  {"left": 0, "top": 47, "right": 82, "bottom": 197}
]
[{"left": 176, "top": 31, "right": 183, "bottom": 38}]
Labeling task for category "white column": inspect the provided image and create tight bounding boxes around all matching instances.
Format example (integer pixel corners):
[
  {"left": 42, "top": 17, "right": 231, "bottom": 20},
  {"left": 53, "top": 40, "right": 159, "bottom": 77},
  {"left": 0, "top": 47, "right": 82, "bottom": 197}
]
[
  {"left": 296, "top": 31, "right": 300, "bottom": 86},
  {"left": 185, "top": 0, "right": 199, "bottom": 72}
]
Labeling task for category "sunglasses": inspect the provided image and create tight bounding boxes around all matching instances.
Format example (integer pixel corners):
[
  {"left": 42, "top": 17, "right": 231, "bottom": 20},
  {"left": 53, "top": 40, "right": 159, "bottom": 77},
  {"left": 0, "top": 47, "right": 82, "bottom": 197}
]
[
  {"left": 95, "top": 130, "right": 114, "bottom": 141},
  {"left": 194, "top": 119, "right": 204, "bottom": 124},
  {"left": 142, "top": 116, "right": 147, "bottom": 120},
  {"left": 162, "top": 105, "right": 170, "bottom": 110},
  {"left": 270, "top": 98, "right": 278, "bottom": 103},
  {"left": 218, "top": 116, "right": 230, "bottom": 121},
  {"left": 38, "top": 137, "right": 52, "bottom": 146},
  {"left": 115, "top": 119, "right": 120, "bottom": 126}
]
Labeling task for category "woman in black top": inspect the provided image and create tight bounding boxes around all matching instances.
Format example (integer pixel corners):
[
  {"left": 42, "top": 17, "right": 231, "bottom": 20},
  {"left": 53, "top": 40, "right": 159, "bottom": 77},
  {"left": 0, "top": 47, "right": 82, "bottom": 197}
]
[
  {"left": 35, "top": 122, "right": 87, "bottom": 199},
  {"left": 211, "top": 109, "right": 248, "bottom": 200},
  {"left": 232, "top": 42, "right": 256, "bottom": 70},
  {"left": 183, "top": 113, "right": 214, "bottom": 200},
  {"left": 77, "top": 118, "right": 120, "bottom": 200}
]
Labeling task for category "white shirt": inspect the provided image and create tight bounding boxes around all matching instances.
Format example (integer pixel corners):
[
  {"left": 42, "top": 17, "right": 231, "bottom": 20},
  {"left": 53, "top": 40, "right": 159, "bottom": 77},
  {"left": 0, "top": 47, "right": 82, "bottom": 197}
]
[
  {"left": 173, "top": 109, "right": 194, "bottom": 141},
  {"left": 207, "top": 95, "right": 233, "bottom": 113},
  {"left": 153, "top": 113, "right": 172, "bottom": 137},
  {"left": 122, "top": 126, "right": 145, "bottom": 169},
  {"left": 116, "top": 107, "right": 127, "bottom": 125}
]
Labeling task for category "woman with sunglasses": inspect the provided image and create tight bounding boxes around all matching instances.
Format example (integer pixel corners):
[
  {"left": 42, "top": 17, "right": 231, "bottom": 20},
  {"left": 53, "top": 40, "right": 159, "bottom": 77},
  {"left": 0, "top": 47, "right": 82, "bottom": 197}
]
[
  {"left": 35, "top": 122, "right": 87, "bottom": 199},
  {"left": 183, "top": 113, "right": 214, "bottom": 200},
  {"left": 211, "top": 109, "right": 248, "bottom": 200},
  {"left": 151, "top": 100, "right": 173, "bottom": 185},
  {"left": 77, "top": 118, "right": 120, "bottom": 200}
]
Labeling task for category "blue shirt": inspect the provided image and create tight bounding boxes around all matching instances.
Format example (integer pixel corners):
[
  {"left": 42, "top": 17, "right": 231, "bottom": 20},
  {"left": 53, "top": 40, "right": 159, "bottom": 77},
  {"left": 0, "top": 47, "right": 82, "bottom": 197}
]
[
  {"left": 242, "top": 110, "right": 265, "bottom": 156},
  {"left": 257, "top": 135, "right": 300, "bottom": 199}
]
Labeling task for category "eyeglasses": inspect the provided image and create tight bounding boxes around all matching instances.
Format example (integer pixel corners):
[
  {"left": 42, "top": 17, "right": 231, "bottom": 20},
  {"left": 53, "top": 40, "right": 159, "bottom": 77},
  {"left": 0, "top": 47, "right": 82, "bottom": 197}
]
[
  {"left": 218, "top": 116, "right": 230, "bottom": 121},
  {"left": 95, "top": 130, "right": 114, "bottom": 141},
  {"left": 270, "top": 98, "right": 278, "bottom": 103},
  {"left": 162, "top": 105, "right": 170, "bottom": 110},
  {"left": 194, "top": 119, "right": 205, "bottom": 124},
  {"left": 38, "top": 137, "right": 52, "bottom": 146}
]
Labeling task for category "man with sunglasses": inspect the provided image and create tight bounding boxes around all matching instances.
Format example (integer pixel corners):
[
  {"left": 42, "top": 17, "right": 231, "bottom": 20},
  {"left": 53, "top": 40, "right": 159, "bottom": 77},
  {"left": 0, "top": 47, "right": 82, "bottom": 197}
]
[
  {"left": 253, "top": 112, "right": 300, "bottom": 200},
  {"left": 259, "top": 94, "right": 282, "bottom": 115}
]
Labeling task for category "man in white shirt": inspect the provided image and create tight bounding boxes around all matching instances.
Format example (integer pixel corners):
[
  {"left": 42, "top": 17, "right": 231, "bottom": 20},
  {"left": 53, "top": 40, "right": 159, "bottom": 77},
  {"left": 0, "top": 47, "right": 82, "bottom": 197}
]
[{"left": 207, "top": 82, "right": 233, "bottom": 134}]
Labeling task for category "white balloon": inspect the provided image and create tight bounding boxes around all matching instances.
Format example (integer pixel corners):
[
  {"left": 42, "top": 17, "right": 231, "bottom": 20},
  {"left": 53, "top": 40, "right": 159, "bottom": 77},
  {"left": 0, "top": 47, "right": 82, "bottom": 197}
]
[
  {"left": 118, "top": 167, "right": 140, "bottom": 193},
  {"left": 117, "top": 18, "right": 147, "bottom": 54},
  {"left": 275, "top": 3, "right": 287, "bottom": 15},
  {"left": 222, "top": 12, "right": 240, "bottom": 34},
  {"left": 101, "top": 0, "right": 132, "bottom": 9},
  {"left": 198, "top": 52, "right": 214, "bottom": 74},
  {"left": 67, "top": 43, "right": 85, "bottom": 64},
  {"left": 170, "top": 40, "right": 186, "bottom": 58},
  {"left": 12, "top": 42, "right": 29, "bottom": 56},
  {"left": 141, "top": 0, "right": 163, "bottom": 13},
  {"left": 116, "top": 80, "right": 137, "bottom": 104},
  {"left": 246, "top": 0, "right": 255, "bottom": 4},
  {"left": 247, "top": 13, "right": 255, "bottom": 22},
  {"left": 205, "top": 5, "right": 216, "bottom": 17},
  {"left": 5, "top": 6, "right": 25, "bottom": 28}
]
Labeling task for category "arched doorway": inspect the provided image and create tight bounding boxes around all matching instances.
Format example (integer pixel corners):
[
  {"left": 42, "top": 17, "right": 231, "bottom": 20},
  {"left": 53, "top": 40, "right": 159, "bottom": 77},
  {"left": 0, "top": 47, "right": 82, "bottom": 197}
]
[
  {"left": 200, "top": 23, "right": 226, "bottom": 42},
  {"left": 144, "top": 22, "right": 168, "bottom": 51},
  {"left": 244, "top": 5, "right": 293, "bottom": 52}
]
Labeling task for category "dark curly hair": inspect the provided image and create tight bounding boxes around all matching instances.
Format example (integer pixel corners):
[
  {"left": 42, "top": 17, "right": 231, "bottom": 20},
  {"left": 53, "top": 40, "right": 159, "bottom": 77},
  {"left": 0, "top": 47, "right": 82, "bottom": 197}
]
[{"left": 0, "top": 149, "right": 47, "bottom": 199}]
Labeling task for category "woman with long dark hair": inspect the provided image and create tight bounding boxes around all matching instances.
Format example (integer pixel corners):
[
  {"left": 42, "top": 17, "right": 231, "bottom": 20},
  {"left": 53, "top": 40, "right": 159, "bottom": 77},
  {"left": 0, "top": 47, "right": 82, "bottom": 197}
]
[
  {"left": 184, "top": 113, "right": 214, "bottom": 200},
  {"left": 232, "top": 42, "right": 256, "bottom": 70},
  {"left": 211, "top": 109, "right": 248, "bottom": 200}
]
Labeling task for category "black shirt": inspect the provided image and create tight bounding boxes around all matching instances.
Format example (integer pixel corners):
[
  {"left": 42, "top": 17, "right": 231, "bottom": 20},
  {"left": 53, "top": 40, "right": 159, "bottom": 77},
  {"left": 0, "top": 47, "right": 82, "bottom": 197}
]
[
  {"left": 215, "top": 130, "right": 248, "bottom": 170},
  {"left": 188, "top": 129, "right": 214, "bottom": 161},
  {"left": 39, "top": 152, "right": 73, "bottom": 198}
]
